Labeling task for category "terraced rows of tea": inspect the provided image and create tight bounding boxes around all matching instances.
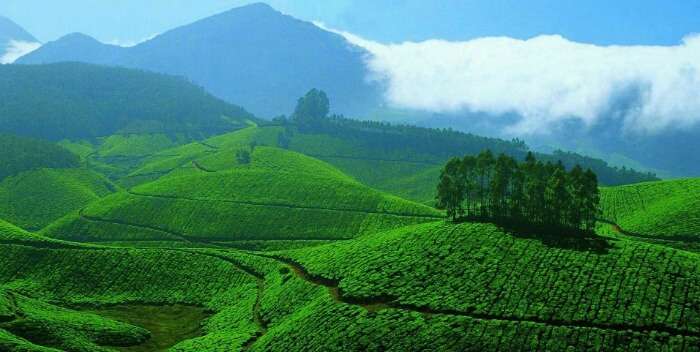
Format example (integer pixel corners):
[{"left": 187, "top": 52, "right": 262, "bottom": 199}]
[
  {"left": 3, "top": 214, "right": 700, "bottom": 351},
  {"left": 601, "top": 178, "right": 700, "bottom": 239},
  {"left": 278, "top": 223, "right": 700, "bottom": 341},
  {"left": 42, "top": 145, "right": 441, "bottom": 246}
]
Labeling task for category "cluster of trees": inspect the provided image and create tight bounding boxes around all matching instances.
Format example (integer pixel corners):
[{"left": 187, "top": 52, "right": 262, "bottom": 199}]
[{"left": 436, "top": 150, "right": 600, "bottom": 232}]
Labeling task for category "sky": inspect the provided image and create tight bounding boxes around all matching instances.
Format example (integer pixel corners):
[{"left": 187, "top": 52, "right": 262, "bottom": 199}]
[
  {"left": 2, "top": 1, "right": 700, "bottom": 136},
  {"left": 0, "top": 0, "right": 698, "bottom": 45}
]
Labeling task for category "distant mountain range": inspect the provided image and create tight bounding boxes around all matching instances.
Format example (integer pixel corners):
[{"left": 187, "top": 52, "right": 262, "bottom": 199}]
[
  {"left": 0, "top": 16, "right": 39, "bottom": 63},
  {"left": 17, "top": 3, "right": 381, "bottom": 118}
]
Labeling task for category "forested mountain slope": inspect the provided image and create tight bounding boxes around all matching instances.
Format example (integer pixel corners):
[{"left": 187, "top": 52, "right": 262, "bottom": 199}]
[{"left": 0, "top": 63, "right": 253, "bottom": 140}]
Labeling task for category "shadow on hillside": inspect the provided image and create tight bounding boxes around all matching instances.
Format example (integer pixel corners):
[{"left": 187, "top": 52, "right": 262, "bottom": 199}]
[{"left": 457, "top": 217, "right": 616, "bottom": 254}]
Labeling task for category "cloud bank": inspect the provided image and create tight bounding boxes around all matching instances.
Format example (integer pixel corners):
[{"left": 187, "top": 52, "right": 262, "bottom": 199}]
[
  {"left": 0, "top": 40, "right": 41, "bottom": 64},
  {"left": 317, "top": 22, "right": 700, "bottom": 135}
]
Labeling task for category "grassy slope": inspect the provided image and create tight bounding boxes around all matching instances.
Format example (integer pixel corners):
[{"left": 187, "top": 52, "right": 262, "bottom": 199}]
[
  {"left": 601, "top": 178, "right": 700, "bottom": 238},
  {"left": 117, "top": 125, "right": 441, "bottom": 203},
  {"left": 4, "top": 215, "right": 700, "bottom": 350},
  {"left": 0, "top": 222, "right": 261, "bottom": 351},
  {"left": 0, "top": 168, "right": 119, "bottom": 231},
  {"left": 246, "top": 221, "right": 700, "bottom": 351},
  {"left": 285, "top": 132, "right": 443, "bottom": 204},
  {"left": 43, "top": 144, "right": 442, "bottom": 244}
]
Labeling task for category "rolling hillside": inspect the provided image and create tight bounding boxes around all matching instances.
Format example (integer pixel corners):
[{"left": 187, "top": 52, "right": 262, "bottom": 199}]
[
  {"left": 42, "top": 145, "right": 442, "bottom": 247},
  {"left": 250, "top": 221, "right": 700, "bottom": 351},
  {"left": 0, "top": 134, "right": 79, "bottom": 181},
  {"left": 0, "top": 168, "right": 119, "bottom": 231},
  {"left": 5, "top": 216, "right": 700, "bottom": 350},
  {"left": 17, "top": 3, "right": 380, "bottom": 118},
  {"left": 0, "top": 63, "right": 253, "bottom": 141},
  {"left": 600, "top": 178, "right": 700, "bottom": 240},
  {"left": 0, "top": 221, "right": 263, "bottom": 351},
  {"left": 124, "top": 121, "right": 656, "bottom": 204}
]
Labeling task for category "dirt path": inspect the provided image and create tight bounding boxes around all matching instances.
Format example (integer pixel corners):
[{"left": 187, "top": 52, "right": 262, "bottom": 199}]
[
  {"left": 598, "top": 218, "right": 700, "bottom": 244},
  {"left": 252, "top": 252, "right": 700, "bottom": 339},
  {"left": 174, "top": 250, "right": 268, "bottom": 351},
  {"left": 191, "top": 160, "right": 216, "bottom": 173}
]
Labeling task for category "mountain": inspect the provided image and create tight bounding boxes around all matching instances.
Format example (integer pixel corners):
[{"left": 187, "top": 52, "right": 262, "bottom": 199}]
[
  {"left": 0, "top": 16, "right": 39, "bottom": 64},
  {"left": 17, "top": 3, "right": 381, "bottom": 118},
  {"left": 0, "top": 16, "right": 35, "bottom": 44},
  {"left": 0, "top": 62, "right": 254, "bottom": 141}
]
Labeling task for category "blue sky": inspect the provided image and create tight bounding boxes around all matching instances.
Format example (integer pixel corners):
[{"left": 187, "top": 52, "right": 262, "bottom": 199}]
[{"left": 1, "top": 0, "right": 698, "bottom": 45}]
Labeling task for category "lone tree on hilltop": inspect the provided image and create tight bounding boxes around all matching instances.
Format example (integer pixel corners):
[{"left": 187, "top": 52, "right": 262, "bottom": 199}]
[{"left": 292, "top": 88, "right": 329, "bottom": 125}]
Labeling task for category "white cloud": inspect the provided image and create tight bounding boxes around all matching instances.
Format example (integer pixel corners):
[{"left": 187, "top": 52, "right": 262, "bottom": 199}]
[
  {"left": 316, "top": 22, "right": 700, "bottom": 135},
  {"left": 1, "top": 40, "right": 41, "bottom": 64}
]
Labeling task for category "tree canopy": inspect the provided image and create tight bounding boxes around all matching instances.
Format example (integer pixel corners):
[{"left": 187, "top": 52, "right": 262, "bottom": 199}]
[
  {"left": 436, "top": 150, "right": 600, "bottom": 232},
  {"left": 292, "top": 89, "right": 330, "bottom": 125}
]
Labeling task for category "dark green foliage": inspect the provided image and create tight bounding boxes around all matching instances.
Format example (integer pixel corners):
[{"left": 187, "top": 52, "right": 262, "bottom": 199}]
[
  {"left": 0, "top": 134, "right": 79, "bottom": 181},
  {"left": 437, "top": 151, "right": 600, "bottom": 231},
  {"left": 292, "top": 89, "right": 330, "bottom": 126},
  {"left": 0, "top": 63, "right": 254, "bottom": 140},
  {"left": 235, "top": 149, "right": 251, "bottom": 164}
]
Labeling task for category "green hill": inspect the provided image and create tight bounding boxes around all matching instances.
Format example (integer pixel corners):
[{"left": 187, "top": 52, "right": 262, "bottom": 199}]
[
  {"left": 0, "top": 224, "right": 263, "bottom": 351},
  {"left": 247, "top": 221, "right": 700, "bottom": 351},
  {"left": 0, "top": 134, "right": 79, "bottom": 181},
  {"left": 120, "top": 122, "right": 656, "bottom": 206},
  {"left": 600, "top": 178, "right": 700, "bottom": 240},
  {"left": 42, "top": 146, "right": 442, "bottom": 247},
  {"left": 0, "top": 63, "right": 254, "bottom": 141},
  {"left": 3, "top": 217, "right": 700, "bottom": 350},
  {"left": 0, "top": 168, "right": 119, "bottom": 231}
]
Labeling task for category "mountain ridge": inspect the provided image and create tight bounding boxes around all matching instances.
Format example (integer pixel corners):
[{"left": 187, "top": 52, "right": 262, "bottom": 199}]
[{"left": 17, "top": 3, "right": 381, "bottom": 118}]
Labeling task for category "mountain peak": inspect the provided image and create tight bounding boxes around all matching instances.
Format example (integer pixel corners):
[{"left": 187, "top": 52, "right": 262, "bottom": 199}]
[
  {"left": 0, "top": 15, "right": 37, "bottom": 43},
  {"left": 59, "top": 32, "right": 101, "bottom": 43}
]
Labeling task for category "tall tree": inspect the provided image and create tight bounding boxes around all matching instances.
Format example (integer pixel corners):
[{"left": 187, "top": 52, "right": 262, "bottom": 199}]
[
  {"left": 436, "top": 158, "right": 465, "bottom": 221},
  {"left": 292, "top": 88, "right": 330, "bottom": 126},
  {"left": 545, "top": 168, "right": 570, "bottom": 226}
]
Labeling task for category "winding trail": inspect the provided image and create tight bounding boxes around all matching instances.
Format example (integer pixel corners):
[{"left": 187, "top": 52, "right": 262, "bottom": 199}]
[
  {"left": 172, "top": 249, "right": 268, "bottom": 351},
  {"left": 598, "top": 218, "right": 700, "bottom": 244},
  {"left": 251, "top": 252, "right": 700, "bottom": 339},
  {"left": 192, "top": 160, "right": 216, "bottom": 173}
]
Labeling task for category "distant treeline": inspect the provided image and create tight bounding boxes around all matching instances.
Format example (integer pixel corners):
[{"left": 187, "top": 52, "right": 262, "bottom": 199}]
[
  {"left": 0, "top": 134, "right": 79, "bottom": 181},
  {"left": 436, "top": 150, "right": 600, "bottom": 232},
  {"left": 277, "top": 89, "right": 657, "bottom": 186}
]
